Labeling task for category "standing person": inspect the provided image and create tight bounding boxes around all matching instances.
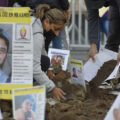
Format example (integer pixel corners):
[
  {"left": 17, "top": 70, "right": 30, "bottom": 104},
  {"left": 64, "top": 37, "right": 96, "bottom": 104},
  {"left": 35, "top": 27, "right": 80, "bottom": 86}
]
[
  {"left": 0, "top": 29, "right": 9, "bottom": 83},
  {"left": 97, "top": 7, "right": 109, "bottom": 51},
  {"left": 84, "top": 0, "right": 120, "bottom": 61},
  {"left": 85, "top": 0, "right": 120, "bottom": 93},
  {"left": 32, "top": 4, "right": 67, "bottom": 101}
]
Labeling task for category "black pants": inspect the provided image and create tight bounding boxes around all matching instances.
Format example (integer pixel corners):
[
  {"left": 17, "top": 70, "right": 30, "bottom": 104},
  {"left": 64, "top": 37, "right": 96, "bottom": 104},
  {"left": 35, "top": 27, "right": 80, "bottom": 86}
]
[
  {"left": 41, "top": 55, "right": 50, "bottom": 72},
  {"left": 105, "top": 0, "right": 120, "bottom": 52}
]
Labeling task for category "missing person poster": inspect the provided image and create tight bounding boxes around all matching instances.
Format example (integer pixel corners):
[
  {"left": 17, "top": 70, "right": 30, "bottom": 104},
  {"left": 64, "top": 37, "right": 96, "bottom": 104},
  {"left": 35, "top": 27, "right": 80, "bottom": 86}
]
[
  {"left": 70, "top": 59, "right": 86, "bottom": 88},
  {"left": 0, "top": 7, "right": 33, "bottom": 99},
  {"left": 12, "top": 86, "right": 46, "bottom": 120},
  {"left": 48, "top": 48, "right": 70, "bottom": 71}
]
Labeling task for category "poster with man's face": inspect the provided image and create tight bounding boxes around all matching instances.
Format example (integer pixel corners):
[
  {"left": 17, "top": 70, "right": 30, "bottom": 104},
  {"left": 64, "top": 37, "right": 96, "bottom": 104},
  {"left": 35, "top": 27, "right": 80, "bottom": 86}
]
[
  {"left": 0, "top": 24, "right": 12, "bottom": 83},
  {"left": 0, "top": 7, "right": 33, "bottom": 100}
]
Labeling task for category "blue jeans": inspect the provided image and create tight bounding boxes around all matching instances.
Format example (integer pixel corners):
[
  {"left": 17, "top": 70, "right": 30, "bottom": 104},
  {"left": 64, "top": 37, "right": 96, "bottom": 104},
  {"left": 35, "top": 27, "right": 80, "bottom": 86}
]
[
  {"left": 97, "top": 16, "right": 109, "bottom": 51},
  {"left": 52, "top": 32, "right": 62, "bottom": 49}
]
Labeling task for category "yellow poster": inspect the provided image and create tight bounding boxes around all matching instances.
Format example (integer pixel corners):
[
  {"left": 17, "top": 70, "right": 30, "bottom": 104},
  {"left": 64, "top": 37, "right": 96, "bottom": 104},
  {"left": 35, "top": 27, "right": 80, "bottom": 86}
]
[
  {"left": 0, "top": 7, "right": 31, "bottom": 23},
  {"left": 0, "top": 7, "right": 33, "bottom": 100}
]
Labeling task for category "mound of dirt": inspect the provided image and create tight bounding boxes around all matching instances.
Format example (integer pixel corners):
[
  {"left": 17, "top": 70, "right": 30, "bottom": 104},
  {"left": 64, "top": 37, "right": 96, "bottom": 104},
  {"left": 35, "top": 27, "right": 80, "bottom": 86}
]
[{"left": 0, "top": 61, "right": 117, "bottom": 120}]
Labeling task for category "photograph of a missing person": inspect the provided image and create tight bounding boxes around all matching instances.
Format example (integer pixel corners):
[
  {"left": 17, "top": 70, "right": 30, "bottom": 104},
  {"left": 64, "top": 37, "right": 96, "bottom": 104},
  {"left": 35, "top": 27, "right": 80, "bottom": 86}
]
[
  {"left": 51, "top": 54, "right": 65, "bottom": 66},
  {"left": 70, "top": 59, "right": 86, "bottom": 88},
  {"left": 14, "top": 94, "right": 36, "bottom": 120},
  {"left": 13, "top": 86, "right": 46, "bottom": 120},
  {"left": 0, "top": 24, "right": 12, "bottom": 83},
  {"left": 48, "top": 48, "right": 70, "bottom": 71}
]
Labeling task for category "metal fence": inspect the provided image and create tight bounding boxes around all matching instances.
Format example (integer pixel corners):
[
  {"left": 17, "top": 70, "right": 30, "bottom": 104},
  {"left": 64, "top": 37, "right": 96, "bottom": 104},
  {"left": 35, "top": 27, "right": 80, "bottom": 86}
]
[{"left": 68, "top": 0, "right": 107, "bottom": 50}]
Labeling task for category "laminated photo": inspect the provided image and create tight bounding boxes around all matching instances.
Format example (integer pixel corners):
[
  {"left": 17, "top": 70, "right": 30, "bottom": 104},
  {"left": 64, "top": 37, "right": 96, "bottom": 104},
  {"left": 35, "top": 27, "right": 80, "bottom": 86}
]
[
  {"left": 0, "top": 7, "right": 33, "bottom": 100},
  {"left": 13, "top": 86, "right": 46, "bottom": 120},
  {"left": 48, "top": 48, "right": 70, "bottom": 71},
  {"left": 70, "top": 59, "right": 86, "bottom": 88}
]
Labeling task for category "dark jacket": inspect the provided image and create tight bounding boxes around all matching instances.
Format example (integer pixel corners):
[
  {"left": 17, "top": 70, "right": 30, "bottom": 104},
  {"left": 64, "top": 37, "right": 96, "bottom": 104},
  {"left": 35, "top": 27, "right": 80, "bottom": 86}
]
[{"left": 11, "top": 0, "right": 69, "bottom": 10}]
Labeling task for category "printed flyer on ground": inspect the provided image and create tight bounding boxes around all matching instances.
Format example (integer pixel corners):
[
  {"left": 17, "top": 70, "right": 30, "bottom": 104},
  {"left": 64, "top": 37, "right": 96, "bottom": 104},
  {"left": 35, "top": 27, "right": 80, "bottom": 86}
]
[
  {"left": 70, "top": 59, "right": 86, "bottom": 88},
  {"left": 0, "top": 7, "right": 33, "bottom": 99},
  {"left": 104, "top": 94, "right": 120, "bottom": 120},
  {"left": 48, "top": 48, "right": 70, "bottom": 71},
  {"left": 12, "top": 86, "right": 46, "bottom": 120}
]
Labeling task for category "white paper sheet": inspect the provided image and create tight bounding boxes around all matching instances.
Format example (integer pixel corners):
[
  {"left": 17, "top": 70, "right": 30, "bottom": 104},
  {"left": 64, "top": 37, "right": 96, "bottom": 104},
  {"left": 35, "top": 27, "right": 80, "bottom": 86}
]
[{"left": 83, "top": 49, "right": 117, "bottom": 82}]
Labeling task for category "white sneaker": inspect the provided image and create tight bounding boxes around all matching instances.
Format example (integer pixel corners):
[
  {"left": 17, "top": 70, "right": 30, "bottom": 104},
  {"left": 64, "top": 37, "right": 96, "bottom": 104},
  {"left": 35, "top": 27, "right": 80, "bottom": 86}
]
[
  {"left": 99, "top": 81, "right": 112, "bottom": 89},
  {"left": 109, "top": 88, "right": 120, "bottom": 95}
]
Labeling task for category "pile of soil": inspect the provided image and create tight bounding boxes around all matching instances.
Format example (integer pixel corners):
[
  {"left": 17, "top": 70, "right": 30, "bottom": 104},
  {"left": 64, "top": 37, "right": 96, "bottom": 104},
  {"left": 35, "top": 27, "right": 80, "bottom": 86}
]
[
  {"left": 88, "top": 60, "right": 117, "bottom": 96},
  {"left": 0, "top": 60, "right": 118, "bottom": 120}
]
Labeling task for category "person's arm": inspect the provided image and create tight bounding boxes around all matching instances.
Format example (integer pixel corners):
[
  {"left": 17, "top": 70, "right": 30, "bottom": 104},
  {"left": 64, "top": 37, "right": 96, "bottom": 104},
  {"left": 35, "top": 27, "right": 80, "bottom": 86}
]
[
  {"left": 32, "top": 20, "right": 66, "bottom": 100},
  {"left": 87, "top": 9, "right": 99, "bottom": 61},
  {"left": 33, "top": 32, "right": 55, "bottom": 92}
]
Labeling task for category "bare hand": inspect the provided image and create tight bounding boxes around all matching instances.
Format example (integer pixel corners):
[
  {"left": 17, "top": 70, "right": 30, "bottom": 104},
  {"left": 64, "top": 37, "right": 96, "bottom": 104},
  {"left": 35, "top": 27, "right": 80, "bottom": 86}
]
[
  {"left": 52, "top": 88, "right": 66, "bottom": 101},
  {"left": 88, "top": 44, "right": 98, "bottom": 61},
  {"left": 47, "top": 70, "right": 54, "bottom": 80},
  {"left": 117, "top": 52, "right": 120, "bottom": 64}
]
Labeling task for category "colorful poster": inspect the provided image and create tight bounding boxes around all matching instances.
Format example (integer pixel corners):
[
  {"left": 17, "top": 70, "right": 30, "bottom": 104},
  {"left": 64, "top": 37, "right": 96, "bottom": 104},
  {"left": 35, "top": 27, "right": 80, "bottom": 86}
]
[
  {"left": 48, "top": 48, "right": 70, "bottom": 71},
  {"left": 12, "top": 86, "right": 46, "bottom": 120},
  {"left": 70, "top": 59, "right": 85, "bottom": 88},
  {"left": 0, "top": 7, "right": 33, "bottom": 99}
]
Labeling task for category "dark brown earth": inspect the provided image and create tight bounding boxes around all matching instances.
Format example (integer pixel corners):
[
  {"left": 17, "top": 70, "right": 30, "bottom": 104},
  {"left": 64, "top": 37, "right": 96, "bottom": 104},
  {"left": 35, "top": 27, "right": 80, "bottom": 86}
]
[
  {"left": 0, "top": 60, "right": 118, "bottom": 120},
  {"left": 88, "top": 60, "right": 117, "bottom": 97}
]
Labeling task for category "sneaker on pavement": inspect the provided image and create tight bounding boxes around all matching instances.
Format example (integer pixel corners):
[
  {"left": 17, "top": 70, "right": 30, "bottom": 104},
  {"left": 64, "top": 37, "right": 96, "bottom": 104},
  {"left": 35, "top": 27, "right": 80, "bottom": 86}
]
[
  {"left": 99, "top": 80, "right": 112, "bottom": 89},
  {"left": 109, "top": 88, "right": 120, "bottom": 95}
]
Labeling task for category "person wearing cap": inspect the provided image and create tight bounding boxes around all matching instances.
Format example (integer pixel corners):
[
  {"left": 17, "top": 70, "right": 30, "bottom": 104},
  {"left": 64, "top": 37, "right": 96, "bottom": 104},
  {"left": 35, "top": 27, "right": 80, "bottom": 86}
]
[
  {"left": 85, "top": 0, "right": 120, "bottom": 62},
  {"left": 0, "top": 29, "right": 9, "bottom": 83}
]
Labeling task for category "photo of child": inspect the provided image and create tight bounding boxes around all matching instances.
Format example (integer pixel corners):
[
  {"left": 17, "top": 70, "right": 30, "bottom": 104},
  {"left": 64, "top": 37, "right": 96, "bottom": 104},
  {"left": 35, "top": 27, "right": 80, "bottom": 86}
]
[
  {"left": 51, "top": 54, "right": 65, "bottom": 66},
  {"left": 14, "top": 94, "right": 36, "bottom": 120}
]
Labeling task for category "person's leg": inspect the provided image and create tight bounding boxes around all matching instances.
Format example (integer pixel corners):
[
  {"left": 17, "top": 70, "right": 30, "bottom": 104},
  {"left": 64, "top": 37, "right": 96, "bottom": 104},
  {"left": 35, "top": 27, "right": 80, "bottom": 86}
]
[
  {"left": 52, "top": 32, "right": 62, "bottom": 49},
  {"left": 105, "top": 6, "right": 120, "bottom": 52},
  {"left": 101, "top": 16, "right": 109, "bottom": 36},
  {"left": 41, "top": 55, "right": 50, "bottom": 72},
  {"left": 97, "top": 18, "right": 102, "bottom": 51}
]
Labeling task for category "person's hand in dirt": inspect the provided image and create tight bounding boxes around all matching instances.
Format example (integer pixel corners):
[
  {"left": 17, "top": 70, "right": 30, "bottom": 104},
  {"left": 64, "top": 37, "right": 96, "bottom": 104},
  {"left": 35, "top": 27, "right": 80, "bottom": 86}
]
[
  {"left": 52, "top": 87, "right": 66, "bottom": 101},
  {"left": 88, "top": 44, "right": 98, "bottom": 62},
  {"left": 117, "top": 52, "right": 120, "bottom": 64},
  {"left": 47, "top": 69, "right": 54, "bottom": 80}
]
